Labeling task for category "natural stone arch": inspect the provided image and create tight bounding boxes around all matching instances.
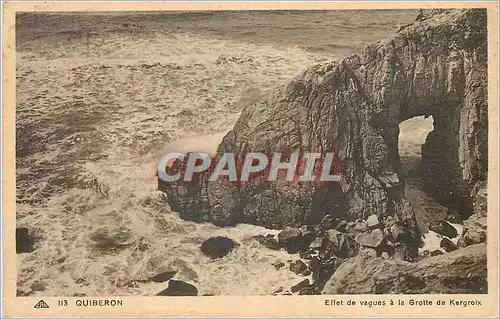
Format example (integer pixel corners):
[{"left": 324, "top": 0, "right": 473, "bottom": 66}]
[{"left": 160, "top": 9, "right": 487, "bottom": 238}]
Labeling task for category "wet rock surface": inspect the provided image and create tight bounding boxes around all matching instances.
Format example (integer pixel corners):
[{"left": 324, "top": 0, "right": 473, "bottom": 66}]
[
  {"left": 158, "top": 9, "right": 488, "bottom": 296},
  {"left": 322, "top": 244, "right": 487, "bottom": 294},
  {"left": 429, "top": 220, "right": 458, "bottom": 238},
  {"left": 161, "top": 9, "right": 487, "bottom": 237},
  {"left": 200, "top": 236, "right": 238, "bottom": 259},
  {"left": 149, "top": 270, "right": 178, "bottom": 283},
  {"left": 289, "top": 260, "right": 308, "bottom": 275},
  {"left": 157, "top": 280, "right": 198, "bottom": 296}
]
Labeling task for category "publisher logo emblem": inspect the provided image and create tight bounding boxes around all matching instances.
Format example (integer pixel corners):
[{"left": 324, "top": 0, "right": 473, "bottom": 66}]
[{"left": 34, "top": 300, "right": 49, "bottom": 309}]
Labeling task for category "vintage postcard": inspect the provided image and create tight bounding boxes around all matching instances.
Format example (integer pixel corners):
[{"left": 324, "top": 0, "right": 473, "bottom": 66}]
[{"left": 1, "top": 1, "right": 499, "bottom": 318}]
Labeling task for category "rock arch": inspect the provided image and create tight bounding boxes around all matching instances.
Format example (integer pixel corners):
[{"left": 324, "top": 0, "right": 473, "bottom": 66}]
[{"left": 159, "top": 9, "right": 488, "bottom": 237}]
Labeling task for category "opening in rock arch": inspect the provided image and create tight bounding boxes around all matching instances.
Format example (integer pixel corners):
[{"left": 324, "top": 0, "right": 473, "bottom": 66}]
[{"left": 398, "top": 116, "right": 448, "bottom": 233}]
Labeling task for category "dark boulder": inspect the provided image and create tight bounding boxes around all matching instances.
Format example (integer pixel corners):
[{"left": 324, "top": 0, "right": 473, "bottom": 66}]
[
  {"left": 430, "top": 250, "right": 444, "bottom": 257},
  {"left": 16, "top": 227, "right": 35, "bottom": 254},
  {"left": 201, "top": 236, "right": 238, "bottom": 259},
  {"left": 273, "top": 261, "right": 285, "bottom": 270},
  {"left": 291, "top": 279, "right": 310, "bottom": 293},
  {"left": 429, "top": 220, "right": 458, "bottom": 238},
  {"left": 461, "top": 214, "right": 487, "bottom": 247},
  {"left": 440, "top": 238, "right": 457, "bottom": 252},
  {"left": 278, "top": 227, "right": 312, "bottom": 254},
  {"left": 289, "top": 260, "right": 308, "bottom": 275},
  {"left": 319, "top": 214, "right": 341, "bottom": 230},
  {"left": 156, "top": 280, "right": 198, "bottom": 296},
  {"left": 324, "top": 229, "right": 358, "bottom": 258}
]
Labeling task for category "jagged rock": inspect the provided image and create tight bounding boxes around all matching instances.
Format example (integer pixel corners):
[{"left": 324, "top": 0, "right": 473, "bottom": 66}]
[
  {"left": 289, "top": 260, "right": 308, "bottom": 275},
  {"left": 430, "top": 250, "right": 444, "bottom": 257},
  {"left": 324, "top": 229, "right": 358, "bottom": 258},
  {"left": 273, "top": 261, "right": 285, "bottom": 270},
  {"left": 355, "top": 229, "right": 384, "bottom": 248},
  {"left": 299, "top": 249, "right": 314, "bottom": 260},
  {"left": 309, "top": 253, "right": 339, "bottom": 288},
  {"left": 322, "top": 244, "right": 487, "bottom": 294},
  {"left": 366, "top": 214, "right": 380, "bottom": 229},
  {"left": 440, "top": 238, "right": 457, "bottom": 252},
  {"left": 200, "top": 236, "right": 238, "bottom": 259},
  {"left": 461, "top": 213, "right": 487, "bottom": 246},
  {"left": 252, "top": 234, "right": 281, "bottom": 250},
  {"left": 16, "top": 227, "right": 35, "bottom": 254},
  {"left": 160, "top": 9, "right": 488, "bottom": 240},
  {"left": 429, "top": 220, "right": 458, "bottom": 238},
  {"left": 278, "top": 227, "right": 311, "bottom": 254},
  {"left": 157, "top": 280, "right": 198, "bottom": 296},
  {"left": 149, "top": 270, "right": 177, "bottom": 283},
  {"left": 291, "top": 279, "right": 310, "bottom": 293}
]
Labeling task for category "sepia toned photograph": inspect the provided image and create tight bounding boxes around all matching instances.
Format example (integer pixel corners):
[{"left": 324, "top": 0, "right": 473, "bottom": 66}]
[
  {"left": 2, "top": 2, "right": 498, "bottom": 317},
  {"left": 13, "top": 7, "right": 490, "bottom": 297}
]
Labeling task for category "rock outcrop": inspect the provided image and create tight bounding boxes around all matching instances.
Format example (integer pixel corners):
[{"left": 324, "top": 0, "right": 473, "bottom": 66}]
[
  {"left": 159, "top": 9, "right": 487, "bottom": 247},
  {"left": 200, "top": 236, "right": 238, "bottom": 259},
  {"left": 322, "top": 243, "right": 487, "bottom": 294}
]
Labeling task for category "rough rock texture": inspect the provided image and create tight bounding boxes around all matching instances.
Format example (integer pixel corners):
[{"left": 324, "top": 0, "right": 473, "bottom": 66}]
[
  {"left": 322, "top": 244, "right": 487, "bottom": 294},
  {"left": 429, "top": 220, "right": 458, "bottom": 238},
  {"left": 160, "top": 10, "right": 487, "bottom": 235},
  {"left": 156, "top": 280, "right": 198, "bottom": 296},
  {"left": 200, "top": 236, "right": 238, "bottom": 259}
]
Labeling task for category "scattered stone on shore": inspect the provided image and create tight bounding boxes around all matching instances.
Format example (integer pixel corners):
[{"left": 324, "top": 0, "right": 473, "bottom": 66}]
[
  {"left": 299, "top": 249, "right": 315, "bottom": 260},
  {"left": 289, "top": 260, "right": 308, "bottom": 275},
  {"left": 200, "top": 236, "right": 238, "bottom": 259},
  {"left": 278, "top": 226, "right": 312, "bottom": 254},
  {"left": 291, "top": 279, "right": 310, "bottom": 293},
  {"left": 430, "top": 250, "right": 444, "bottom": 257},
  {"left": 16, "top": 227, "right": 35, "bottom": 254},
  {"left": 461, "top": 214, "right": 487, "bottom": 246},
  {"left": 319, "top": 214, "right": 340, "bottom": 230},
  {"left": 272, "top": 261, "right": 285, "bottom": 270},
  {"left": 156, "top": 280, "right": 198, "bottom": 296},
  {"left": 149, "top": 270, "right": 178, "bottom": 283},
  {"left": 440, "top": 238, "right": 457, "bottom": 252},
  {"left": 252, "top": 234, "right": 281, "bottom": 250},
  {"left": 355, "top": 229, "right": 384, "bottom": 249},
  {"left": 429, "top": 220, "right": 458, "bottom": 238}
]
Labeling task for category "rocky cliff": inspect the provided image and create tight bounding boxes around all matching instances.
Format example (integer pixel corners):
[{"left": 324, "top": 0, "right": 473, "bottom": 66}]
[
  {"left": 159, "top": 9, "right": 488, "bottom": 238},
  {"left": 322, "top": 243, "right": 487, "bottom": 294}
]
